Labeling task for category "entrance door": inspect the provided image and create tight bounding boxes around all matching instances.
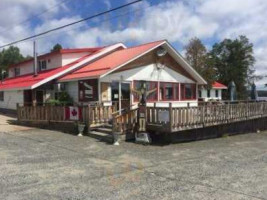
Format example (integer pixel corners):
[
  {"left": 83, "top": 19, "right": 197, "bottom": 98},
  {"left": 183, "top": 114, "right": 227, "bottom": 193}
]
[
  {"left": 24, "top": 90, "right": 33, "bottom": 106},
  {"left": 36, "top": 91, "right": 44, "bottom": 106},
  {"left": 111, "top": 82, "right": 131, "bottom": 110}
]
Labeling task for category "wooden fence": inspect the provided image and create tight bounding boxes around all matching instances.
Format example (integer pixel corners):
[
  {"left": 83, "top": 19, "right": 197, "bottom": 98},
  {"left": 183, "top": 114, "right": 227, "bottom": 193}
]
[
  {"left": 17, "top": 104, "right": 116, "bottom": 128},
  {"left": 146, "top": 102, "right": 267, "bottom": 132}
]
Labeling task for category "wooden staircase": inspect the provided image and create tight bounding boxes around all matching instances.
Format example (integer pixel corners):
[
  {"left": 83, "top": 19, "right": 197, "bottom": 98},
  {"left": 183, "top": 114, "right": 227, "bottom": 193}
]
[{"left": 89, "top": 124, "right": 114, "bottom": 143}]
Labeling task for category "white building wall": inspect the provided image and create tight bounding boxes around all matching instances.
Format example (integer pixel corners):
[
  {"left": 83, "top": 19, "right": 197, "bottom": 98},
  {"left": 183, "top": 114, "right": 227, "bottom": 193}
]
[
  {"left": 101, "top": 64, "right": 195, "bottom": 83},
  {"left": 200, "top": 88, "right": 223, "bottom": 101},
  {"left": 62, "top": 52, "right": 89, "bottom": 66},
  {"left": 8, "top": 52, "right": 90, "bottom": 78},
  {"left": 0, "top": 90, "right": 24, "bottom": 110}
]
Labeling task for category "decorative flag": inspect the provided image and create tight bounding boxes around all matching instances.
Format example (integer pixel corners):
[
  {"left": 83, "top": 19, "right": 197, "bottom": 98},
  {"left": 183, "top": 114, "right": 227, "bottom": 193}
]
[{"left": 65, "top": 106, "right": 82, "bottom": 121}]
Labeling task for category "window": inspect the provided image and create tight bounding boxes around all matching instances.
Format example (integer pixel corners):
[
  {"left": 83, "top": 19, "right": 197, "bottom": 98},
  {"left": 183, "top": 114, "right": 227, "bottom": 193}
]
[
  {"left": 0, "top": 91, "right": 4, "bottom": 101},
  {"left": 79, "top": 79, "right": 98, "bottom": 102},
  {"left": 198, "top": 90, "right": 202, "bottom": 98},
  {"left": 207, "top": 89, "right": 210, "bottom": 98},
  {"left": 38, "top": 60, "right": 47, "bottom": 71},
  {"left": 215, "top": 90, "right": 219, "bottom": 98},
  {"left": 14, "top": 68, "right": 20, "bottom": 77},
  {"left": 133, "top": 81, "right": 158, "bottom": 102},
  {"left": 181, "top": 83, "right": 196, "bottom": 100},
  {"left": 160, "top": 82, "right": 179, "bottom": 101}
]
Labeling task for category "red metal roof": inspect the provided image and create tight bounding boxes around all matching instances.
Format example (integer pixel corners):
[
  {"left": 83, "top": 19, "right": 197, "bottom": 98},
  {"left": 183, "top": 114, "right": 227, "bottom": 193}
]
[
  {"left": 0, "top": 54, "right": 93, "bottom": 91},
  {"left": 9, "top": 47, "right": 104, "bottom": 69},
  {"left": 59, "top": 40, "right": 165, "bottom": 81},
  {"left": 212, "top": 81, "right": 227, "bottom": 89}
]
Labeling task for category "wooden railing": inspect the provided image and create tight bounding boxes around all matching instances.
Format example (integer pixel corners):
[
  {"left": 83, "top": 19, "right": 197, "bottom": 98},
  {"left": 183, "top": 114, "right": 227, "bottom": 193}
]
[
  {"left": 146, "top": 102, "right": 267, "bottom": 132},
  {"left": 112, "top": 108, "right": 138, "bottom": 134},
  {"left": 17, "top": 104, "right": 116, "bottom": 128}
]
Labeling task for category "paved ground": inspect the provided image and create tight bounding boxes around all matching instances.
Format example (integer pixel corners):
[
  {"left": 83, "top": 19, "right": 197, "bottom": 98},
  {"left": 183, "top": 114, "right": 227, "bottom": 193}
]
[
  {"left": 0, "top": 113, "right": 33, "bottom": 132},
  {"left": 0, "top": 115, "right": 266, "bottom": 200}
]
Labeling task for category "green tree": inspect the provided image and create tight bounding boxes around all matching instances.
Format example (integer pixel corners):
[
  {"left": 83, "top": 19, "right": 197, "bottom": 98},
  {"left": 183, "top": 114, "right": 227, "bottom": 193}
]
[
  {"left": 0, "top": 46, "right": 25, "bottom": 79},
  {"left": 0, "top": 46, "right": 24, "bottom": 70},
  {"left": 184, "top": 37, "right": 216, "bottom": 87},
  {"left": 209, "top": 35, "right": 255, "bottom": 99},
  {"left": 51, "top": 43, "right": 63, "bottom": 52}
]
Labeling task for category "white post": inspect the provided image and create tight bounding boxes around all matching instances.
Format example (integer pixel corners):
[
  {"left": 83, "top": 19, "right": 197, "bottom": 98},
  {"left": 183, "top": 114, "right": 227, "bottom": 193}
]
[{"left": 119, "top": 80, "right": 122, "bottom": 115}]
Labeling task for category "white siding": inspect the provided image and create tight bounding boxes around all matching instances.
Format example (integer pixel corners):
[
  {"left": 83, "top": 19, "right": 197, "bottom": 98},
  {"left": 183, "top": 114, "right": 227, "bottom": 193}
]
[
  {"left": 62, "top": 52, "right": 89, "bottom": 66},
  {"left": 101, "top": 64, "right": 195, "bottom": 83},
  {"left": 65, "top": 81, "right": 79, "bottom": 103},
  {"left": 0, "top": 90, "right": 24, "bottom": 110},
  {"left": 200, "top": 88, "right": 223, "bottom": 101}
]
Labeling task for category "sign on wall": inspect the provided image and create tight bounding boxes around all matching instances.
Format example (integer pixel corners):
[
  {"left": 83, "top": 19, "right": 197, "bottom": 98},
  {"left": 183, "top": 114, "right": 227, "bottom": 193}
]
[{"left": 79, "top": 79, "right": 98, "bottom": 102}]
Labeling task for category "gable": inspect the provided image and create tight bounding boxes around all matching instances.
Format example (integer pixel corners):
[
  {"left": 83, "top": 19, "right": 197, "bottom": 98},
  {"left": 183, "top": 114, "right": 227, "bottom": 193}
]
[
  {"left": 101, "top": 64, "right": 195, "bottom": 83},
  {"left": 113, "top": 47, "right": 197, "bottom": 82}
]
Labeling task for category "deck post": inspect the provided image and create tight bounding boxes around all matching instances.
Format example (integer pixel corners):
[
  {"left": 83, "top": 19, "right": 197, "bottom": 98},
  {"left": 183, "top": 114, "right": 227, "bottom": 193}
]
[
  {"left": 169, "top": 103, "right": 173, "bottom": 132},
  {"left": 88, "top": 104, "right": 91, "bottom": 134}
]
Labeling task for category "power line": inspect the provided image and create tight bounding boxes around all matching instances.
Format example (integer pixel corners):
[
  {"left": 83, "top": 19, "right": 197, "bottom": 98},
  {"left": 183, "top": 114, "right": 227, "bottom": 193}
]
[
  {"left": 27, "top": 3, "right": 151, "bottom": 44},
  {"left": 0, "top": 0, "right": 71, "bottom": 35},
  {"left": 0, "top": 0, "right": 143, "bottom": 49}
]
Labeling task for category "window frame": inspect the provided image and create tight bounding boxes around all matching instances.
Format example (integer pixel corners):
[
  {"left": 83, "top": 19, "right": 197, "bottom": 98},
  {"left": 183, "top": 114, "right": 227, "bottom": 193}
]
[
  {"left": 133, "top": 81, "right": 158, "bottom": 103},
  {"left": 180, "top": 83, "right": 196, "bottom": 101},
  {"left": 207, "top": 89, "right": 211, "bottom": 98},
  {"left": 38, "top": 60, "right": 47, "bottom": 71},
  {"left": 14, "top": 68, "right": 20, "bottom": 77},
  {"left": 160, "top": 82, "right": 180, "bottom": 101}
]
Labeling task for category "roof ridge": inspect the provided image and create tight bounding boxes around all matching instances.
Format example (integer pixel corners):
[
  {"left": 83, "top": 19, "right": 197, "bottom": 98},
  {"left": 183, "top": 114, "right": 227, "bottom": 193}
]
[{"left": 124, "top": 39, "right": 166, "bottom": 50}]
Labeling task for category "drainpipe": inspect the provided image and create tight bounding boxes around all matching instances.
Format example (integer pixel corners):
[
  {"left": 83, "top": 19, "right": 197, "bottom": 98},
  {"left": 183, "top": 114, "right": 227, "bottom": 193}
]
[{"left": 33, "top": 41, "right": 38, "bottom": 77}]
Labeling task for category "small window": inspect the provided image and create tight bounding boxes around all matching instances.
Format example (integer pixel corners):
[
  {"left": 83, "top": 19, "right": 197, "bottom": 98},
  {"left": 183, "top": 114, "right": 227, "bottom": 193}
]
[
  {"left": 215, "top": 90, "right": 219, "bottom": 98},
  {"left": 181, "top": 84, "right": 196, "bottom": 100},
  {"left": 207, "top": 89, "right": 211, "bottom": 98},
  {"left": 14, "top": 68, "right": 20, "bottom": 77},
  {"left": 0, "top": 91, "right": 4, "bottom": 101},
  {"left": 38, "top": 60, "right": 47, "bottom": 71},
  {"left": 160, "top": 82, "right": 179, "bottom": 101}
]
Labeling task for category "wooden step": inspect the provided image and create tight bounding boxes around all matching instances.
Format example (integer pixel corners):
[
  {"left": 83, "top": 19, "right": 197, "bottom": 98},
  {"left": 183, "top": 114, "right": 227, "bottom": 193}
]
[{"left": 89, "top": 130, "right": 113, "bottom": 143}]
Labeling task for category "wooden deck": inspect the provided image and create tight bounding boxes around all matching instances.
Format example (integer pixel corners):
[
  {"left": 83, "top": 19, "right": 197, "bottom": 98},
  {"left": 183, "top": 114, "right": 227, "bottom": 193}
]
[
  {"left": 146, "top": 102, "right": 267, "bottom": 133},
  {"left": 17, "top": 101, "right": 267, "bottom": 135}
]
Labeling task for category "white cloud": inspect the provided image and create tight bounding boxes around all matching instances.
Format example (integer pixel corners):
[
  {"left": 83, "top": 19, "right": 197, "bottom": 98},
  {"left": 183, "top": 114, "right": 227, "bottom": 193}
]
[{"left": 0, "top": 0, "right": 267, "bottom": 84}]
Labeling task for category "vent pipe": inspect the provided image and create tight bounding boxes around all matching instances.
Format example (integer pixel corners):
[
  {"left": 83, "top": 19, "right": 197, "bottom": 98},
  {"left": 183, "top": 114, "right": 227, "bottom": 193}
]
[{"left": 33, "top": 41, "right": 38, "bottom": 76}]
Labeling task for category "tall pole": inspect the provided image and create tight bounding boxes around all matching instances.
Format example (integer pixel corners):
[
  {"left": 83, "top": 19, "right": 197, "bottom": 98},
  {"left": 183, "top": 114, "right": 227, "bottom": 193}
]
[{"left": 33, "top": 41, "right": 38, "bottom": 76}]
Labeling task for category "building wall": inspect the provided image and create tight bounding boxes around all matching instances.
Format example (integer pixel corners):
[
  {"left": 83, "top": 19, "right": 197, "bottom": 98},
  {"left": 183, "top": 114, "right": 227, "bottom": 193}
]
[
  {"left": 62, "top": 52, "right": 89, "bottom": 66},
  {"left": 0, "top": 90, "right": 24, "bottom": 110},
  {"left": 8, "top": 52, "right": 90, "bottom": 78},
  {"left": 200, "top": 88, "right": 222, "bottom": 101}
]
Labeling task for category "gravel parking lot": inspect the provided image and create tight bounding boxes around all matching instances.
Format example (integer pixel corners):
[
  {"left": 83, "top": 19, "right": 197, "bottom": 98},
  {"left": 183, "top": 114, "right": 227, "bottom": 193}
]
[{"left": 0, "top": 124, "right": 266, "bottom": 200}]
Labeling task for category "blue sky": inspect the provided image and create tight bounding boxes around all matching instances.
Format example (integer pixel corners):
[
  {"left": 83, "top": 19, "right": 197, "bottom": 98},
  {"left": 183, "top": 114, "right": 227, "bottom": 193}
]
[{"left": 0, "top": 0, "right": 267, "bottom": 85}]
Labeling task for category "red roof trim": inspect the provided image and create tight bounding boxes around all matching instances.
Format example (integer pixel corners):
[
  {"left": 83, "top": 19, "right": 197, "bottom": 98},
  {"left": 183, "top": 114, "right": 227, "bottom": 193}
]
[{"left": 212, "top": 81, "right": 227, "bottom": 89}]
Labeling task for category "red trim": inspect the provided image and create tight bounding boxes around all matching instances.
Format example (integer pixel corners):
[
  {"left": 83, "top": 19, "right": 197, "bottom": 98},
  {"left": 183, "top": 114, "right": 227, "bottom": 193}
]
[
  {"left": 133, "top": 81, "right": 158, "bottom": 103},
  {"left": 160, "top": 82, "right": 179, "bottom": 101}
]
